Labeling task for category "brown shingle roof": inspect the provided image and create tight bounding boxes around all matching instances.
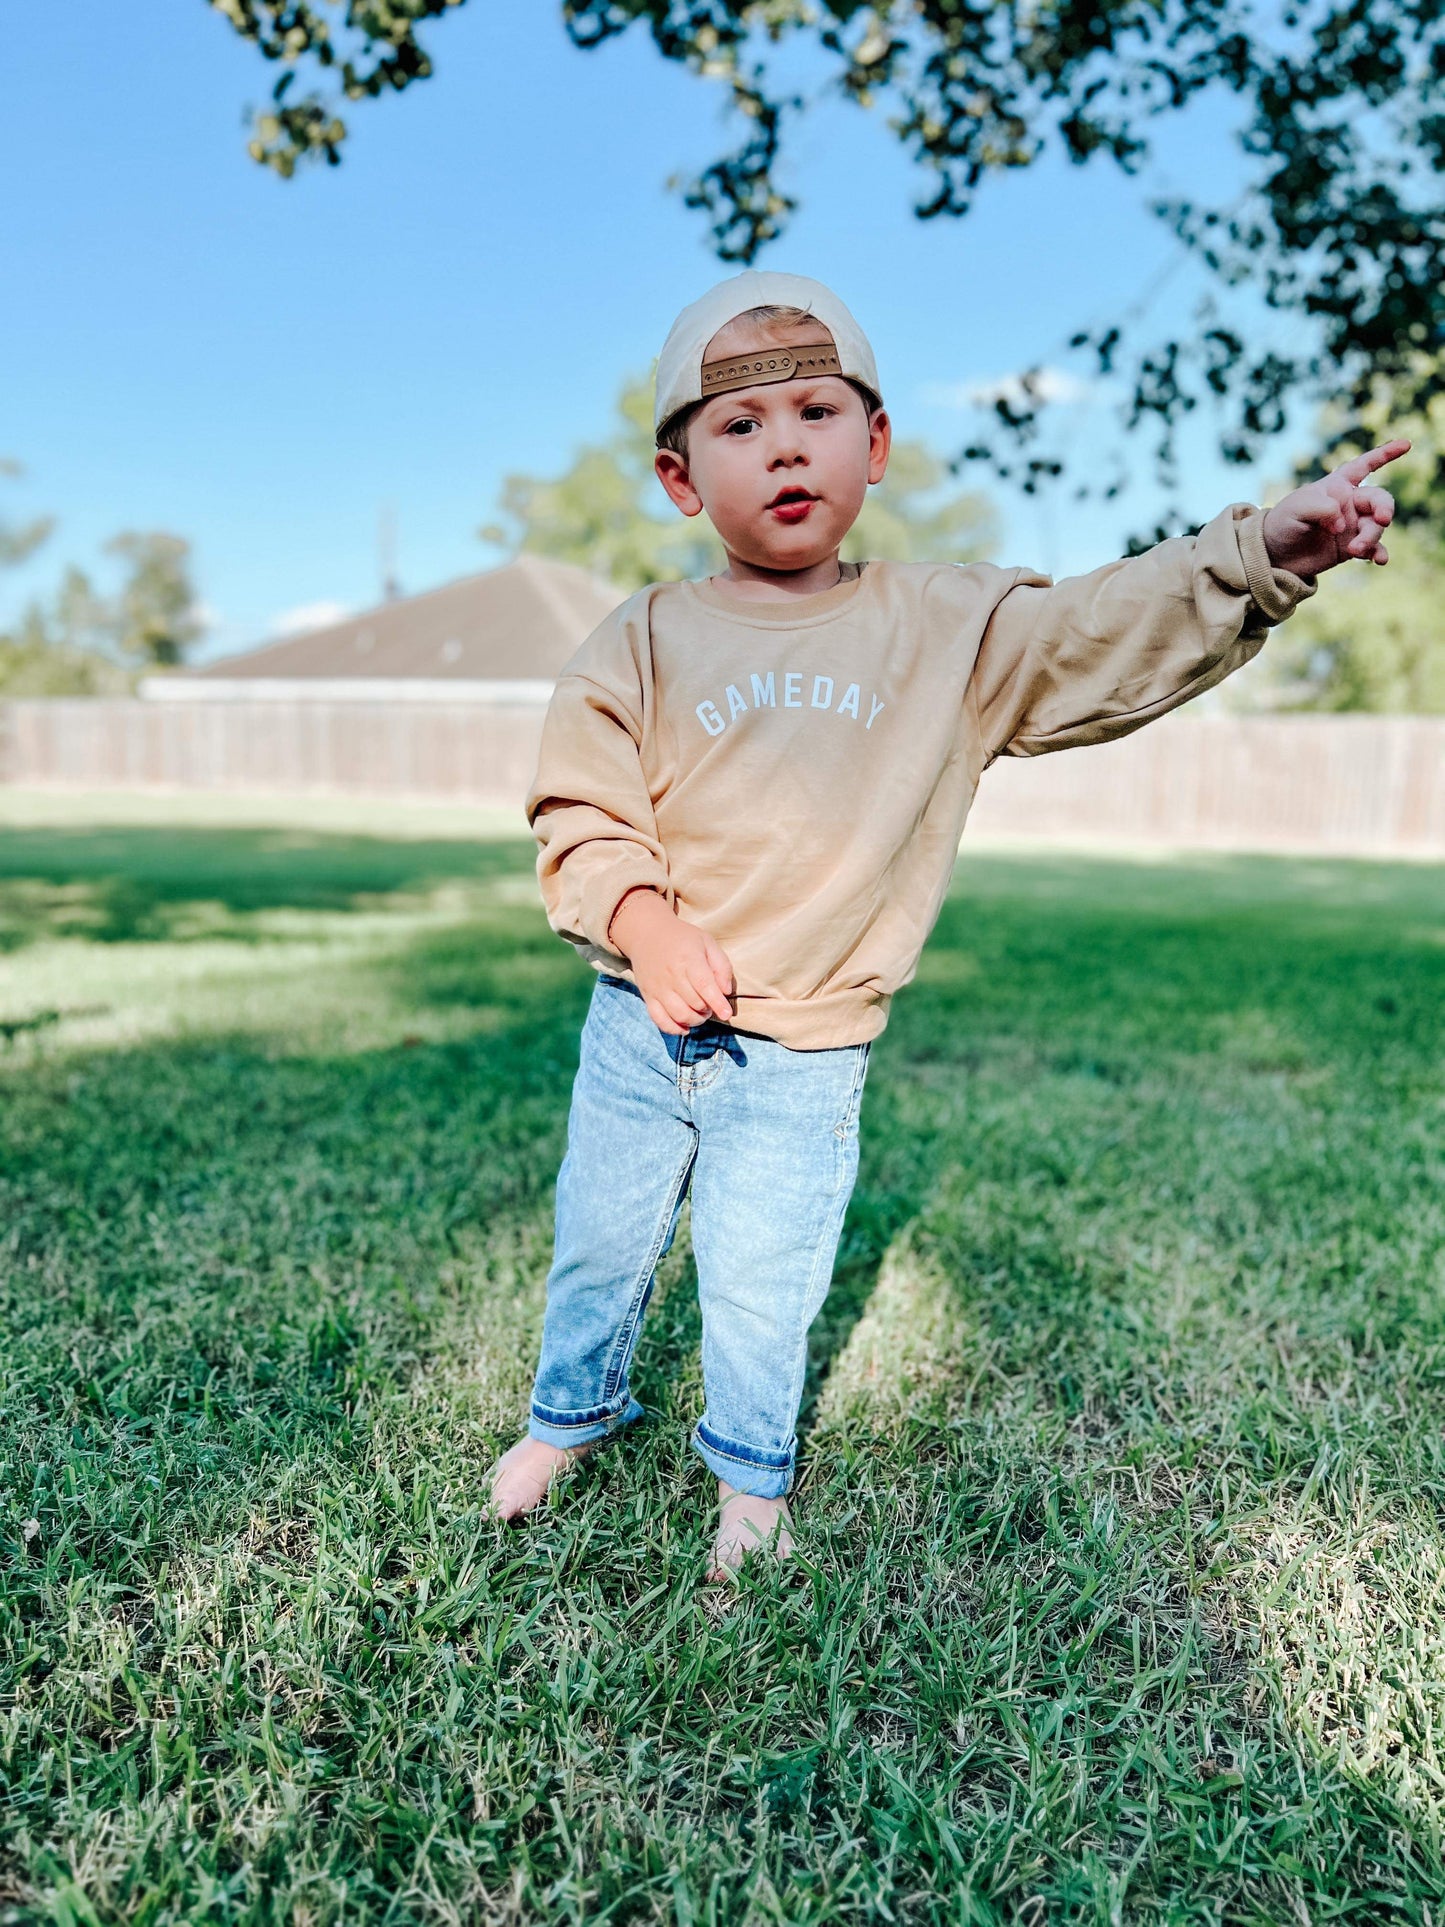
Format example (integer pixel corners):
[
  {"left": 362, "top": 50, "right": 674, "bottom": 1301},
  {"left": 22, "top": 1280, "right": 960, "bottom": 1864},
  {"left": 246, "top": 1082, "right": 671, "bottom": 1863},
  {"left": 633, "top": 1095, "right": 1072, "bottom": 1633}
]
[{"left": 195, "top": 553, "right": 626, "bottom": 682}]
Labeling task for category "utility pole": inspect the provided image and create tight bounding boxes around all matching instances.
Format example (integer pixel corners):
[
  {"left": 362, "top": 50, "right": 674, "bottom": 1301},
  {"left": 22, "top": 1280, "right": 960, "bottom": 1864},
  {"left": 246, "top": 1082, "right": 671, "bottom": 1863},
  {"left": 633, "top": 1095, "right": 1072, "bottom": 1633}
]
[{"left": 378, "top": 504, "right": 400, "bottom": 602}]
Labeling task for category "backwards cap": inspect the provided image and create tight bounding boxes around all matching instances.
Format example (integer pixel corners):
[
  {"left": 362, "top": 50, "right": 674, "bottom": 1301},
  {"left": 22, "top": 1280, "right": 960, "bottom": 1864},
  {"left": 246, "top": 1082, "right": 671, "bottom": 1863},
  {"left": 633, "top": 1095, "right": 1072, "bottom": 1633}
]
[{"left": 653, "top": 269, "right": 882, "bottom": 445}]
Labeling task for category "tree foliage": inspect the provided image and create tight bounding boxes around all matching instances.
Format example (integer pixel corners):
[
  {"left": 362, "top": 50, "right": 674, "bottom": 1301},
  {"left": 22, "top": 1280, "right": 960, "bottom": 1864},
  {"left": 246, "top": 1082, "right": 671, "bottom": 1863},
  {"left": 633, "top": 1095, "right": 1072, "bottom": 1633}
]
[
  {"left": 210, "top": 1, "right": 1445, "bottom": 530},
  {"left": 477, "top": 368, "right": 997, "bottom": 592},
  {"left": 0, "top": 472, "right": 207, "bottom": 695},
  {"left": 0, "top": 459, "right": 55, "bottom": 571},
  {"left": 103, "top": 533, "right": 207, "bottom": 667},
  {"left": 478, "top": 377, "right": 719, "bottom": 592},
  {"left": 0, "top": 600, "right": 136, "bottom": 699},
  {"left": 840, "top": 432, "right": 998, "bottom": 568}
]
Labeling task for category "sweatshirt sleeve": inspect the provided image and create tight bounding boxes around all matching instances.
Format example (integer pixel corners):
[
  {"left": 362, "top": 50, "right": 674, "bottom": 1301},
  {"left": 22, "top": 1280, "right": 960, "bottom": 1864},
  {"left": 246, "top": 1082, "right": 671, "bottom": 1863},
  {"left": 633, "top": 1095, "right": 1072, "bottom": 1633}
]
[
  {"left": 970, "top": 501, "right": 1317, "bottom": 763},
  {"left": 524, "top": 609, "right": 674, "bottom": 956}
]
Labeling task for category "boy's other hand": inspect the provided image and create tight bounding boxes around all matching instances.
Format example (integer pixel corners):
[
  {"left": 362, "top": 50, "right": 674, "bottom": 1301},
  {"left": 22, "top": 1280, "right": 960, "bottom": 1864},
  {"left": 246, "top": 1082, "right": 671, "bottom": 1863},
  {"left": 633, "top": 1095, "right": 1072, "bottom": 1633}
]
[
  {"left": 607, "top": 887, "right": 737, "bottom": 1035},
  {"left": 1262, "top": 439, "right": 1411, "bottom": 578}
]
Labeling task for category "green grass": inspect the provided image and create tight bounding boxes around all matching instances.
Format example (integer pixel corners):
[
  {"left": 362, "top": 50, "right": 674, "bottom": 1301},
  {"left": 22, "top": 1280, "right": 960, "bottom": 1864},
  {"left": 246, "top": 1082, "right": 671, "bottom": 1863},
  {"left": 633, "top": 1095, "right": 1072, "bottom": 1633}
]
[{"left": 1, "top": 790, "right": 1442, "bottom": 1925}]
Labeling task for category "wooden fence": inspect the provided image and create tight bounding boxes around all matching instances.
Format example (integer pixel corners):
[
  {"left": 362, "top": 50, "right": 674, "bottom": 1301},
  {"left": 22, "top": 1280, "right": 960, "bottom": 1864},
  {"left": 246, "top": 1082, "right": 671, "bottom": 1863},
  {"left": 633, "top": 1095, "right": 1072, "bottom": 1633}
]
[
  {"left": 0, "top": 698, "right": 542, "bottom": 806},
  {"left": 1, "top": 699, "right": 1441, "bottom": 856},
  {"left": 966, "top": 713, "right": 1445, "bottom": 855}
]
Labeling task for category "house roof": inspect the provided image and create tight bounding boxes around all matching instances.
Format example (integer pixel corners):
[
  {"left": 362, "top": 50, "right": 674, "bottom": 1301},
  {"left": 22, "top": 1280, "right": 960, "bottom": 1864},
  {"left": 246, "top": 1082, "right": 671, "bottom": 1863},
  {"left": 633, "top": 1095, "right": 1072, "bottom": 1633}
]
[{"left": 193, "top": 553, "right": 627, "bottom": 682}]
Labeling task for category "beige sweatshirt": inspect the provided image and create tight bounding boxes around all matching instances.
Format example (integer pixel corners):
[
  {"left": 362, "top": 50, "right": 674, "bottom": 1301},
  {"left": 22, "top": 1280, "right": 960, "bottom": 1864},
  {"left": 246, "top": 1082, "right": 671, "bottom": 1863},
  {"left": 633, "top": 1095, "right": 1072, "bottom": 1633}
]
[{"left": 525, "top": 502, "right": 1315, "bottom": 1048}]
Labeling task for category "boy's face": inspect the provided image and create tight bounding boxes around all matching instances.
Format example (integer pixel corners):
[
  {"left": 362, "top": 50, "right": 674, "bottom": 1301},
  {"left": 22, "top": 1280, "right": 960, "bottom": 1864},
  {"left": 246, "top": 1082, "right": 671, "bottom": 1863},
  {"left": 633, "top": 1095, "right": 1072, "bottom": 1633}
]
[{"left": 654, "top": 315, "right": 891, "bottom": 570}]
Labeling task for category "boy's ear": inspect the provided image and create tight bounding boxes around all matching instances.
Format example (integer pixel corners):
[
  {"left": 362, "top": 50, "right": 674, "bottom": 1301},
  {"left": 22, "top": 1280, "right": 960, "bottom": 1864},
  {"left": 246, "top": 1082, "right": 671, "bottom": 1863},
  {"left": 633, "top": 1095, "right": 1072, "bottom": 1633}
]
[
  {"left": 867, "top": 408, "right": 891, "bottom": 486},
  {"left": 655, "top": 449, "right": 705, "bottom": 518}
]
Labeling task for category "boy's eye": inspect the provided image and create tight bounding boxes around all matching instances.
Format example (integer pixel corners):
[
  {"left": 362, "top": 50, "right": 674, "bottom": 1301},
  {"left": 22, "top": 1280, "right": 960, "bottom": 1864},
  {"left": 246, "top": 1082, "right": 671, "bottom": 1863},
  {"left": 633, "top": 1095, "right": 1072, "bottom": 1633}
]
[{"left": 725, "top": 405, "right": 834, "bottom": 434}]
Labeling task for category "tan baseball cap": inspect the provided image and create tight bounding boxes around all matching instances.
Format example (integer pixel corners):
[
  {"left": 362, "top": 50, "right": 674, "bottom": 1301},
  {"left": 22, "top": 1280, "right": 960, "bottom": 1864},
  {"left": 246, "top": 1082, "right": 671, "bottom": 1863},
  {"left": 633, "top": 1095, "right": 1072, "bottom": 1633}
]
[{"left": 653, "top": 269, "right": 882, "bottom": 445}]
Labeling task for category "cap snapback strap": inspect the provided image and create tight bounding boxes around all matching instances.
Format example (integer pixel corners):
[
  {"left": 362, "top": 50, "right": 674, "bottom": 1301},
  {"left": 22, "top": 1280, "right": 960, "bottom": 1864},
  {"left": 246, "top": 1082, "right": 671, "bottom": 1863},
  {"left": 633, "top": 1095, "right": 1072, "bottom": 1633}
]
[{"left": 698, "top": 341, "right": 842, "bottom": 400}]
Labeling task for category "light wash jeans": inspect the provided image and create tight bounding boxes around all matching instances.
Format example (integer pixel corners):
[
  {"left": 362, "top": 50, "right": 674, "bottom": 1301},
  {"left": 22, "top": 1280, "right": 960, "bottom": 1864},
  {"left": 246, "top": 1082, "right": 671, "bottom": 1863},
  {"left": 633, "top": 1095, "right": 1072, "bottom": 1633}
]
[{"left": 527, "top": 972, "right": 872, "bottom": 1498}]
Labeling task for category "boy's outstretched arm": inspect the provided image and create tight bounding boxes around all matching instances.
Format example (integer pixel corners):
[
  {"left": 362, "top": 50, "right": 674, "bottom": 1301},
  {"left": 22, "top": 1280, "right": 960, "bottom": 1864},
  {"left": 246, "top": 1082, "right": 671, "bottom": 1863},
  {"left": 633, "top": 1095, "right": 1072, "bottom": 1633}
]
[{"left": 970, "top": 440, "right": 1411, "bottom": 764}]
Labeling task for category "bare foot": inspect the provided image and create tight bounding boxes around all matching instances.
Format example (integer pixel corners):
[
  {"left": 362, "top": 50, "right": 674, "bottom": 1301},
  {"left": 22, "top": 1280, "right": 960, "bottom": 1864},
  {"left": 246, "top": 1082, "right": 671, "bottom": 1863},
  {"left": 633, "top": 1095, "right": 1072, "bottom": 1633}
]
[
  {"left": 707, "top": 1481, "right": 795, "bottom": 1583},
  {"left": 487, "top": 1435, "right": 592, "bottom": 1521}
]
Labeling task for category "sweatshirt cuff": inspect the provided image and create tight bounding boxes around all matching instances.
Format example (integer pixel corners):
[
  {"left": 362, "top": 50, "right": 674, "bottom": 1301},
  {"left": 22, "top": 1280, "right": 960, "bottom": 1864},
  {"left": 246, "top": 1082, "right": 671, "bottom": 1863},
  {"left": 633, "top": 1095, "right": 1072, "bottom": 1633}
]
[
  {"left": 1230, "top": 502, "right": 1318, "bottom": 625},
  {"left": 580, "top": 856, "right": 671, "bottom": 954}
]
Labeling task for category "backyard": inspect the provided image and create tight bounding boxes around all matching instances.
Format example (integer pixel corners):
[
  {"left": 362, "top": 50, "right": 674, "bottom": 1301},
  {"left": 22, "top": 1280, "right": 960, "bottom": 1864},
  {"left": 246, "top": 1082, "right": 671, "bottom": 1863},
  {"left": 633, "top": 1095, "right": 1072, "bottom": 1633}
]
[{"left": 1, "top": 790, "right": 1442, "bottom": 1925}]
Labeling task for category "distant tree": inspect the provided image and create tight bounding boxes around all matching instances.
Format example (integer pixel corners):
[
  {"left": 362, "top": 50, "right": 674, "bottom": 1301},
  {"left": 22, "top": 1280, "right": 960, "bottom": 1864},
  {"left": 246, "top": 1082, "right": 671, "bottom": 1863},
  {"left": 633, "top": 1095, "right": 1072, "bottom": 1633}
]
[
  {"left": 478, "top": 368, "right": 997, "bottom": 593},
  {"left": 103, "top": 533, "right": 206, "bottom": 667},
  {"left": 0, "top": 509, "right": 207, "bottom": 696},
  {"left": 841, "top": 434, "right": 998, "bottom": 568},
  {"left": 0, "top": 559, "right": 131, "bottom": 696},
  {"left": 0, "top": 607, "right": 135, "bottom": 698},
  {"left": 478, "top": 376, "right": 718, "bottom": 592},
  {"left": 0, "top": 459, "right": 54, "bottom": 569},
  {"left": 0, "top": 462, "right": 101, "bottom": 695},
  {"left": 47, "top": 565, "right": 115, "bottom": 659},
  {"left": 211, "top": 1, "right": 1445, "bottom": 534}
]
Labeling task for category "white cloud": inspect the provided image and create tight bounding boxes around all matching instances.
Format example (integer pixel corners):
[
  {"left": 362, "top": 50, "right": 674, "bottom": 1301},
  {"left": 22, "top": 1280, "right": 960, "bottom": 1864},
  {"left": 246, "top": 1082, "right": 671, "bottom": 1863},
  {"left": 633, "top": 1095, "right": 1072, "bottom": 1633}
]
[
  {"left": 269, "top": 598, "right": 353, "bottom": 638},
  {"left": 920, "top": 365, "right": 1096, "bottom": 410}
]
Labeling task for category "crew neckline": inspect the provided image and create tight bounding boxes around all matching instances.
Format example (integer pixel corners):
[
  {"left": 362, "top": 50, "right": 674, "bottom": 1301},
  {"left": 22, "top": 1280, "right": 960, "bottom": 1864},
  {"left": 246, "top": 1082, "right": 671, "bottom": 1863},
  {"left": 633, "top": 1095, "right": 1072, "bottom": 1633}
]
[{"left": 684, "top": 559, "right": 870, "bottom": 627}]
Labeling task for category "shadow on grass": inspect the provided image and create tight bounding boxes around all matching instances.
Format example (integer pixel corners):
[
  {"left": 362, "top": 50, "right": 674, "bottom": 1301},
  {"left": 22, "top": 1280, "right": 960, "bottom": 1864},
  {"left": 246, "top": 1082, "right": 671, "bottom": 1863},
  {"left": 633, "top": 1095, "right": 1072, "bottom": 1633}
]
[{"left": 0, "top": 823, "right": 530, "bottom": 950}]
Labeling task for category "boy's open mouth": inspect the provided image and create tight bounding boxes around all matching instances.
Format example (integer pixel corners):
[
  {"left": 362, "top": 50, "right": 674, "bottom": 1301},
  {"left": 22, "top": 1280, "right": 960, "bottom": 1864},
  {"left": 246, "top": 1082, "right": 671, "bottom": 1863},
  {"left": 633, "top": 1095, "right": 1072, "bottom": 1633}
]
[{"left": 767, "top": 488, "right": 818, "bottom": 523}]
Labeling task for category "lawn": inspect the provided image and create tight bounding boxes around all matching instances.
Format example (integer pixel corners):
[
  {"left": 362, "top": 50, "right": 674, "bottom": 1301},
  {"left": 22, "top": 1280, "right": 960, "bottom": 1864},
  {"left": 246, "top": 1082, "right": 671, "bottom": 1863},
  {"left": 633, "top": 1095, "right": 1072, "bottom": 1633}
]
[{"left": 1, "top": 790, "right": 1442, "bottom": 1926}]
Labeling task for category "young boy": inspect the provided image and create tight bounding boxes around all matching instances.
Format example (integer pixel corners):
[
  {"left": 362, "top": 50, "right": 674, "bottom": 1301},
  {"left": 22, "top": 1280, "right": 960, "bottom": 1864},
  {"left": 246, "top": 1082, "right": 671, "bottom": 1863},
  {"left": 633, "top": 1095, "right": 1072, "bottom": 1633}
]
[{"left": 490, "top": 268, "right": 1407, "bottom": 1582}]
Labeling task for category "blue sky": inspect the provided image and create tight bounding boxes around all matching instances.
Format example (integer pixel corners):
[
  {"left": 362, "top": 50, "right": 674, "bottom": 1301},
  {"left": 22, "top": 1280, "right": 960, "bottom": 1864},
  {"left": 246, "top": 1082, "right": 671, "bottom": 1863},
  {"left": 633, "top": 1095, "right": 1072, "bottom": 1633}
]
[{"left": 1, "top": 1, "right": 1315, "bottom": 664}]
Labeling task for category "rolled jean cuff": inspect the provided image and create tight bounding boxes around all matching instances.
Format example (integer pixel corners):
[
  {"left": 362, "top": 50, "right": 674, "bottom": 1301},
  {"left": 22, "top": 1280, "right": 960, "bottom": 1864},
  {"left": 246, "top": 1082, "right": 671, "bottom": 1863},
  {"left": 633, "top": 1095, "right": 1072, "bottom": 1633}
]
[
  {"left": 529, "top": 1394, "right": 645, "bottom": 1450},
  {"left": 691, "top": 1418, "right": 795, "bottom": 1499}
]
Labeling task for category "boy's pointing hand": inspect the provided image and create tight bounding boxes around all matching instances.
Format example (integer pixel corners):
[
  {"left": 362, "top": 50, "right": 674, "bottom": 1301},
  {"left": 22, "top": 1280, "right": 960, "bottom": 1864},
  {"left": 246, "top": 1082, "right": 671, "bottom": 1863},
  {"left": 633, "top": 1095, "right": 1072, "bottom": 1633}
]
[{"left": 1262, "top": 439, "right": 1411, "bottom": 578}]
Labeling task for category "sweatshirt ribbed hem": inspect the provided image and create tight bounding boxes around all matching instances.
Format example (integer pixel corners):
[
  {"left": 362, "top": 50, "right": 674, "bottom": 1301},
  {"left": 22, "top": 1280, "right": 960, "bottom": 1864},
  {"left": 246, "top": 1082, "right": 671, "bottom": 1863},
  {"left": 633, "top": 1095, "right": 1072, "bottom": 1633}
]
[{"left": 588, "top": 960, "right": 889, "bottom": 1049}]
